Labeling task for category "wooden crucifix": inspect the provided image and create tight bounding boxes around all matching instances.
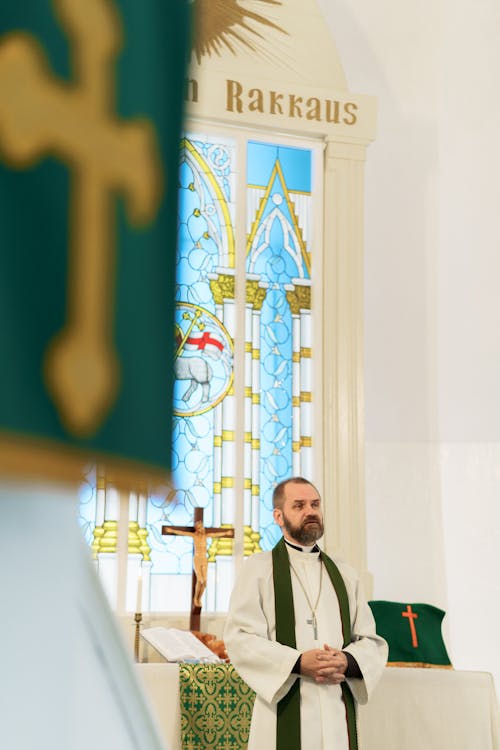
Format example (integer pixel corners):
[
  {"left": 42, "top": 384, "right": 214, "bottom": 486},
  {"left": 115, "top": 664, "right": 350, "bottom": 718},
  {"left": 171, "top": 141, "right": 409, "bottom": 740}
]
[{"left": 162, "top": 507, "right": 234, "bottom": 631}]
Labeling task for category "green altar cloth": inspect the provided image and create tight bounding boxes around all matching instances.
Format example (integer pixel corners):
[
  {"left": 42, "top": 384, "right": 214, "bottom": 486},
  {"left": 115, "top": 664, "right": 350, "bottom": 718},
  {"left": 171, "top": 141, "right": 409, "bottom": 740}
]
[
  {"left": 368, "top": 601, "right": 452, "bottom": 667},
  {"left": 179, "top": 663, "right": 256, "bottom": 749}
]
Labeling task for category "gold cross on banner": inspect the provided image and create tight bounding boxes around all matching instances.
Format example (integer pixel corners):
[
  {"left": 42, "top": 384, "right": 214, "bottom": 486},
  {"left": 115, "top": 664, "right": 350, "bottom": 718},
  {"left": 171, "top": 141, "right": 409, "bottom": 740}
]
[
  {"left": 0, "top": 0, "right": 163, "bottom": 437},
  {"left": 162, "top": 507, "right": 234, "bottom": 631}
]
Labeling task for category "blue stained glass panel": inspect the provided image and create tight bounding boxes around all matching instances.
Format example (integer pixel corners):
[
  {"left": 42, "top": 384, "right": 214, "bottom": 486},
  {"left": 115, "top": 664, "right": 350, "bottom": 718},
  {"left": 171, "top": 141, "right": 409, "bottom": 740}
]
[
  {"left": 78, "top": 465, "right": 97, "bottom": 546},
  {"left": 146, "top": 134, "right": 236, "bottom": 604},
  {"left": 246, "top": 140, "right": 312, "bottom": 550},
  {"left": 247, "top": 141, "right": 311, "bottom": 192}
]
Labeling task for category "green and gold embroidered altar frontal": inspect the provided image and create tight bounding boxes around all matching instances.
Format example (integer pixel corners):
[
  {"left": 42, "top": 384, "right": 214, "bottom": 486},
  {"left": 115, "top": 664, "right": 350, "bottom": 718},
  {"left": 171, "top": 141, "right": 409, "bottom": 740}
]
[{"left": 179, "top": 663, "right": 255, "bottom": 750}]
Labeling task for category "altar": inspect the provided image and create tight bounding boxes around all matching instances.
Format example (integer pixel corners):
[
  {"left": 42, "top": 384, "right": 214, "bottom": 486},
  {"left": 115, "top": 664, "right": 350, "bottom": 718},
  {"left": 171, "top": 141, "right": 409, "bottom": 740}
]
[{"left": 136, "top": 661, "right": 500, "bottom": 750}]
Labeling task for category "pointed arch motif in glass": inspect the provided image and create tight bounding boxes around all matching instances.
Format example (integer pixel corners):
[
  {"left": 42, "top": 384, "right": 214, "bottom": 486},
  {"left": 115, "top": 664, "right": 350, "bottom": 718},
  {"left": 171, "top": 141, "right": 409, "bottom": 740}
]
[{"left": 245, "top": 140, "right": 313, "bottom": 551}]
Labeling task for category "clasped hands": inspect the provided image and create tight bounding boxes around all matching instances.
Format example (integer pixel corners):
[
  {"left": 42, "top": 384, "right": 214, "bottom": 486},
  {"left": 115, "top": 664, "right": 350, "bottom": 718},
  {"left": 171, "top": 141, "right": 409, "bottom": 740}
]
[{"left": 300, "top": 644, "right": 348, "bottom": 685}]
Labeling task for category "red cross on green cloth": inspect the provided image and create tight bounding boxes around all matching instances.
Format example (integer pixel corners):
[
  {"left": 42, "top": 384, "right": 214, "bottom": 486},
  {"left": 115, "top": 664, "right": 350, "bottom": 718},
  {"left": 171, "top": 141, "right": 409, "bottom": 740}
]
[
  {"left": 368, "top": 600, "right": 452, "bottom": 667},
  {"left": 402, "top": 604, "right": 419, "bottom": 647}
]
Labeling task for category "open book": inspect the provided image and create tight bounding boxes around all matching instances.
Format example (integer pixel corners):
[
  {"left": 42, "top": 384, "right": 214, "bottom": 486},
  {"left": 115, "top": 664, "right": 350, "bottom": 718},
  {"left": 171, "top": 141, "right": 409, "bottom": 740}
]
[{"left": 140, "top": 627, "right": 224, "bottom": 663}]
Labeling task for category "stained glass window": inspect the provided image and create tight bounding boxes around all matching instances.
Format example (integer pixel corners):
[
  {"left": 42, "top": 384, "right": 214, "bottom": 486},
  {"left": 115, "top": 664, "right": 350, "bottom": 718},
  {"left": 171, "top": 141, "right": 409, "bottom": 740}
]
[
  {"left": 78, "top": 464, "right": 97, "bottom": 547},
  {"left": 79, "top": 129, "right": 319, "bottom": 615},
  {"left": 245, "top": 141, "right": 313, "bottom": 551},
  {"left": 147, "top": 133, "right": 237, "bottom": 612}
]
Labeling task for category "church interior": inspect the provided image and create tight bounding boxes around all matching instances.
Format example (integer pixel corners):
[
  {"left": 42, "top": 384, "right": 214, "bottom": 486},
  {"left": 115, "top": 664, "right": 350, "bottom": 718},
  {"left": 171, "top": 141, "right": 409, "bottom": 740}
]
[{"left": 2, "top": 0, "right": 500, "bottom": 748}]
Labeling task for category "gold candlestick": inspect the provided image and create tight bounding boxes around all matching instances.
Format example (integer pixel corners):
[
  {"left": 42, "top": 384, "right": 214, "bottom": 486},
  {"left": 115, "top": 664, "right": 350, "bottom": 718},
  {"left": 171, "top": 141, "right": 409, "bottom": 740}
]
[{"left": 134, "top": 612, "right": 142, "bottom": 662}]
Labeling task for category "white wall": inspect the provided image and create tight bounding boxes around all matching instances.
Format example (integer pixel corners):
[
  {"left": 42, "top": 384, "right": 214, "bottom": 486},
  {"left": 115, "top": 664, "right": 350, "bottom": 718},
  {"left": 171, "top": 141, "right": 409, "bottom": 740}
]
[
  {"left": 318, "top": 0, "right": 500, "bottom": 692},
  {"left": 437, "top": 0, "right": 500, "bottom": 685}
]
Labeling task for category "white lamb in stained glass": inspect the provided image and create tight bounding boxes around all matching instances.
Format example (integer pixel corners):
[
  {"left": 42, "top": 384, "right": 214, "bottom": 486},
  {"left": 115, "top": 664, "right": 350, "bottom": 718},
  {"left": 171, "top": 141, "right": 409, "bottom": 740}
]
[{"left": 174, "top": 353, "right": 213, "bottom": 403}]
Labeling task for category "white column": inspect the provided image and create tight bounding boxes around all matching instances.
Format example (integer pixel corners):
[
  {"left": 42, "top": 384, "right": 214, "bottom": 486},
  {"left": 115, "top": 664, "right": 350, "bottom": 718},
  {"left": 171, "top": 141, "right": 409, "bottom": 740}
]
[
  {"left": 247, "top": 278, "right": 267, "bottom": 534},
  {"left": 137, "top": 493, "right": 151, "bottom": 614},
  {"left": 214, "top": 556, "right": 235, "bottom": 612},
  {"left": 251, "top": 310, "right": 261, "bottom": 529},
  {"left": 299, "top": 297, "right": 313, "bottom": 477},
  {"left": 210, "top": 270, "right": 237, "bottom": 527},
  {"left": 96, "top": 485, "right": 120, "bottom": 610},
  {"left": 212, "top": 402, "right": 223, "bottom": 527},
  {"left": 220, "top": 399, "right": 236, "bottom": 524},
  {"left": 205, "top": 556, "right": 216, "bottom": 612},
  {"left": 211, "top": 293, "right": 224, "bottom": 529},
  {"left": 286, "top": 285, "right": 302, "bottom": 475},
  {"left": 126, "top": 492, "right": 151, "bottom": 614},
  {"left": 221, "top": 295, "right": 236, "bottom": 524},
  {"left": 208, "top": 270, "right": 238, "bottom": 609},
  {"left": 286, "top": 281, "right": 312, "bottom": 478},
  {"left": 116, "top": 491, "right": 130, "bottom": 615},
  {"left": 244, "top": 300, "right": 253, "bottom": 526},
  {"left": 322, "top": 138, "right": 370, "bottom": 590},
  {"left": 95, "top": 470, "right": 105, "bottom": 527},
  {"left": 91, "top": 467, "right": 106, "bottom": 567}
]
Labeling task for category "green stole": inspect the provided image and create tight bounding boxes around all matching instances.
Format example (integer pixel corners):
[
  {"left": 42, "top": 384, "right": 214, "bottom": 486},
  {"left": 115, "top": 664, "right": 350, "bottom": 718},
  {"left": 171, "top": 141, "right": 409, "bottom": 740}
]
[{"left": 272, "top": 537, "right": 358, "bottom": 750}]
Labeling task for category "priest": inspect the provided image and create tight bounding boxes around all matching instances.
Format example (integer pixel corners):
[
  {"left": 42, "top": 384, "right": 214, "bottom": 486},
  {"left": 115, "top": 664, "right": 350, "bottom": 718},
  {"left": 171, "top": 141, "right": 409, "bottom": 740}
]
[{"left": 224, "top": 477, "right": 388, "bottom": 750}]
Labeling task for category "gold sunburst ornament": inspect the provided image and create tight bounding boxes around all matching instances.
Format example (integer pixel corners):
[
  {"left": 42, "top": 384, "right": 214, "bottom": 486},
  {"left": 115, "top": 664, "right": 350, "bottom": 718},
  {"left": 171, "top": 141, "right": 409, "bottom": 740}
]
[{"left": 191, "top": 0, "right": 287, "bottom": 63}]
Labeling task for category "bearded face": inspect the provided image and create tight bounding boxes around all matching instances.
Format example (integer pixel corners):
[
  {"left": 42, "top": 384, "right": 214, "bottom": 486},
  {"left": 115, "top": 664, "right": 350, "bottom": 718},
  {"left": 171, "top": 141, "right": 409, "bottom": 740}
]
[
  {"left": 273, "top": 480, "right": 325, "bottom": 546},
  {"left": 280, "top": 508, "right": 324, "bottom": 545}
]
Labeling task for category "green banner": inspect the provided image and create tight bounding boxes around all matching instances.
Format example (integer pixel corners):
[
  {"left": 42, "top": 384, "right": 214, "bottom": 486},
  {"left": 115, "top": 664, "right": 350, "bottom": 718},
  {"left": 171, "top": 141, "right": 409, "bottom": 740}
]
[
  {"left": 369, "top": 600, "right": 452, "bottom": 667},
  {"left": 0, "top": 0, "right": 190, "bottom": 486}
]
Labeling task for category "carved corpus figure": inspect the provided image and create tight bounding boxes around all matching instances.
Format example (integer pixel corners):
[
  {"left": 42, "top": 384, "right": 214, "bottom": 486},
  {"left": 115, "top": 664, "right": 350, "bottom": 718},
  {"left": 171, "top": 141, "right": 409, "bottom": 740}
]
[
  {"left": 162, "top": 508, "right": 235, "bottom": 629},
  {"left": 168, "top": 520, "right": 230, "bottom": 606}
]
